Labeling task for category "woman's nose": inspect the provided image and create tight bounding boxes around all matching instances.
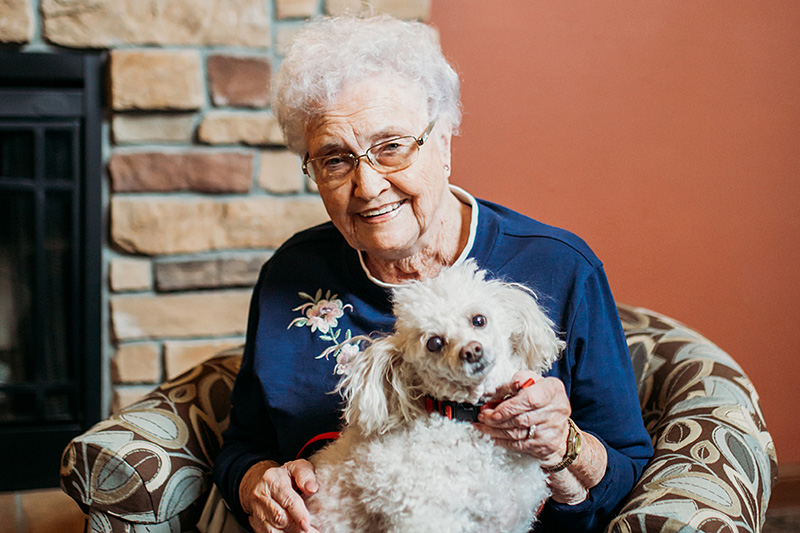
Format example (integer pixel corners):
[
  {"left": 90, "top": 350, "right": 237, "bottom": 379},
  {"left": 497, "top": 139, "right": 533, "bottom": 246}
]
[{"left": 352, "top": 160, "right": 389, "bottom": 199}]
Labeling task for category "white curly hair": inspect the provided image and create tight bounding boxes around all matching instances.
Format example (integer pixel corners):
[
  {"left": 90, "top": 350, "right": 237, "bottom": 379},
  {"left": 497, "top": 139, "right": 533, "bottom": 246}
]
[{"left": 271, "top": 14, "right": 462, "bottom": 154}]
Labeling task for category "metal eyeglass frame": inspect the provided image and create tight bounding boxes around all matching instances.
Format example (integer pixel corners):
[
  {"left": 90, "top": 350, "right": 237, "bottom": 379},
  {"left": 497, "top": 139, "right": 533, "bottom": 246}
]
[{"left": 302, "top": 119, "right": 437, "bottom": 183}]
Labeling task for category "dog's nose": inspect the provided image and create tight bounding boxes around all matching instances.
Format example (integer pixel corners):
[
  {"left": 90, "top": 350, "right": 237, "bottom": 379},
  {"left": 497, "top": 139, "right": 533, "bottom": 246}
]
[{"left": 460, "top": 341, "right": 483, "bottom": 364}]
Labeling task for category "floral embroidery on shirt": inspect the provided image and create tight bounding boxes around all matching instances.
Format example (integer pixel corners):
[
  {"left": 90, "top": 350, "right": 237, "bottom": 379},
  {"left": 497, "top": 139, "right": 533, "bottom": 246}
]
[{"left": 288, "top": 289, "right": 359, "bottom": 374}]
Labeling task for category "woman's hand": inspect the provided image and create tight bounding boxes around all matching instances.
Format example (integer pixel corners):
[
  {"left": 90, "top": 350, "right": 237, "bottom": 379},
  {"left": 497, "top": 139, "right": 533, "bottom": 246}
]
[
  {"left": 239, "top": 459, "right": 321, "bottom": 533},
  {"left": 477, "top": 370, "right": 571, "bottom": 465},
  {"left": 476, "top": 370, "right": 608, "bottom": 505}
]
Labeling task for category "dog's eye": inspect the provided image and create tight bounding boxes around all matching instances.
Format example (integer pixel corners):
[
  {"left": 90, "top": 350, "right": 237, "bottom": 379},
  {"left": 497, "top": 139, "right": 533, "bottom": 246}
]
[
  {"left": 426, "top": 336, "right": 445, "bottom": 352},
  {"left": 472, "top": 314, "right": 487, "bottom": 328}
]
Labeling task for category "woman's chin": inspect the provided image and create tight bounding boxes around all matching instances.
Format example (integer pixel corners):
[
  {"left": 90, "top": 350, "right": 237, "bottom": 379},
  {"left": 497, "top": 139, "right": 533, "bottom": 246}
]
[
  {"left": 352, "top": 222, "right": 420, "bottom": 259},
  {"left": 360, "top": 239, "right": 417, "bottom": 262}
]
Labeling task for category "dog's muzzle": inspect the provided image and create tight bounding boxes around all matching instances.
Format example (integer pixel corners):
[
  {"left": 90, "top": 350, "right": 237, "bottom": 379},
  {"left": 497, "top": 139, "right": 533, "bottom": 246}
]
[{"left": 459, "top": 341, "right": 483, "bottom": 364}]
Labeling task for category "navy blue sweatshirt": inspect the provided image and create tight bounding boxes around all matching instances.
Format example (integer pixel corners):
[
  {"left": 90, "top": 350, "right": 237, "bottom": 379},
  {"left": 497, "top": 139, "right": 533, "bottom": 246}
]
[{"left": 213, "top": 190, "right": 653, "bottom": 532}]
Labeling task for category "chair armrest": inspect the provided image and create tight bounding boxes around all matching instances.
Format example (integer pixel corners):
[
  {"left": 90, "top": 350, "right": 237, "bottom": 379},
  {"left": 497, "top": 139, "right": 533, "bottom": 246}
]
[
  {"left": 60, "top": 349, "right": 242, "bottom": 526},
  {"left": 609, "top": 306, "right": 778, "bottom": 533}
]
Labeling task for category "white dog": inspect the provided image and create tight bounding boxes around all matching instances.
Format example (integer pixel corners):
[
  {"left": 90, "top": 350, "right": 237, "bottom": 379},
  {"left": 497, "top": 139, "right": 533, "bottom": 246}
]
[{"left": 306, "top": 260, "right": 565, "bottom": 533}]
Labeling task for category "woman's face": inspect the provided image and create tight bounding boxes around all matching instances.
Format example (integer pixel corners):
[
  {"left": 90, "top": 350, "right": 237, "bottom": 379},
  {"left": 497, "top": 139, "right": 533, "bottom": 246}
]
[{"left": 304, "top": 75, "right": 453, "bottom": 262}]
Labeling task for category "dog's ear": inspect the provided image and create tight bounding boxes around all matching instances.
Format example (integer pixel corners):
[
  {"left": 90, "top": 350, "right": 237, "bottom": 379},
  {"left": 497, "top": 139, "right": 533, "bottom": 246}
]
[
  {"left": 501, "top": 283, "right": 566, "bottom": 374},
  {"left": 337, "top": 335, "right": 418, "bottom": 435}
]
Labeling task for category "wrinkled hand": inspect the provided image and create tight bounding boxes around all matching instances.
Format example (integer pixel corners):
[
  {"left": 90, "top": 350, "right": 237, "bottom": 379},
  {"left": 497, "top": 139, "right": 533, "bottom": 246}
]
[
  {"left": 239, "top": 459, "right": 321, "bottom": 533},
  {"left": 476, "top": 370, "right": 571, "bottom": 469}
]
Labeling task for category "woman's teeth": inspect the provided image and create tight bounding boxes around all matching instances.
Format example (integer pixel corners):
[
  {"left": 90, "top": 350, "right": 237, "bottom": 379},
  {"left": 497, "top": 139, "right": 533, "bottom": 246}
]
[{"left": 361, "top": 200, "right": 404, "bottom": 218}]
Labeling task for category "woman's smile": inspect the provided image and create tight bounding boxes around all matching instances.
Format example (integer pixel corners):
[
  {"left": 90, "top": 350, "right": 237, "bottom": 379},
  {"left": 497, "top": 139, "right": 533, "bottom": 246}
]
[{"left": 358, "top": 199, "right": 406, "bottom": 220}]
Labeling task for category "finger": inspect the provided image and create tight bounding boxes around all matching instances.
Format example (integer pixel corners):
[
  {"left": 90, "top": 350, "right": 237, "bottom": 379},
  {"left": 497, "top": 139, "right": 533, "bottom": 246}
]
[
  {"left": 482, "top": 373, "right": 540, "bottom": 410},
  {"left": 510, "top": 369, "right": 540, "bottom": 386},
  {"left": 487, "top": 382, "right": 515, "bottom": 403},
  {"left": 478, "top": 409, "right": 535, "bottom": 430},
  {"left": 474, "top": 422, "right": 529, "bottom": 442},
  {"left": 494, "top": 435, "right": 548, "bottom": 455},
  {"left": 481, "top": 407, "right": 568, "bottom": 434},
  {"left": 250, "top": 513, "right": 284, "bottom": 533},
  {"left": 245, "top": 489, "right": 290, "bottom": 531},
  {"left": 282, "top": 461, "right": 318, "bottom": 531},
  {"left": 259, "top": 470, "right": 295, "bottom": 527},
  {"left": 476, "top": 413, "right": 568, "bottom": 456},
  {"left": 272, "top": 486, "right": 312, "bottom": 532},
  {"left": 479, "top": 392, "right": 536, "bottom": 424},
  {"left": 491, "top": 377, "right": 570, "bottom": 422},
  {"left": 261, "top": 496, "right": 292, "bottom": 530},
  {"left": 256, "top": 512, "right": 319, "bottom": 533},
  {"left": 484, "top": 383, "right": 545, "bottom": 421},
  {"left": 249, "top": 515, "right": 268, "bottom": 533},
  {"left": 490, "top": 427, "right": 565, "bottom": 461},
  {"left": 261, "top": 468, "right": 312, "bottom": 531},
  {"left": 285, "top": 459, "right": 319, "bottom": 495}
]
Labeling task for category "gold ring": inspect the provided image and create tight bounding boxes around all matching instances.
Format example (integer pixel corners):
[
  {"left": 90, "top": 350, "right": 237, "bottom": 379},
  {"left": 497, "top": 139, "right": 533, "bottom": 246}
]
[{"left": 527, "top": 424, "right": 536, "bottom": 440}]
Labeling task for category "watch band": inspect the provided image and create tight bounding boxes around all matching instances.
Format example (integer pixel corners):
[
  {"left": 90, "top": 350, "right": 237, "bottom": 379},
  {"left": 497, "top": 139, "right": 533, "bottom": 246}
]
[{"left": 543, "top": 418, "right": 582, "bottom": 473}]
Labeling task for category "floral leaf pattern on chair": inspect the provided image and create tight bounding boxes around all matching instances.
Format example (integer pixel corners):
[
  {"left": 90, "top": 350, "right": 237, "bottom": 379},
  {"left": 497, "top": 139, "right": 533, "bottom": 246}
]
[{"left": 60, "top": 350, "right": 242, "bottom": 532}]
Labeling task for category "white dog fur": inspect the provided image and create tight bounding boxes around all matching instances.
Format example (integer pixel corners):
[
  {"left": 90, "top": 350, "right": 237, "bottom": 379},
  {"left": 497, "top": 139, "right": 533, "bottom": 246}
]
[{"left": 306, "top": 260, "right": 565, "bottom": 533}]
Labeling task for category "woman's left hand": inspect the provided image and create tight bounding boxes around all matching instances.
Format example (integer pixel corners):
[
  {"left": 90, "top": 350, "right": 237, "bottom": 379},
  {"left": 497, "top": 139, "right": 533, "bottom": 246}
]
[
  {"left": 476, "top": 370, "right": 570, "bottom": 468},
  {"left": 476, "top": 369, "right": 608, "bottom": 505}
]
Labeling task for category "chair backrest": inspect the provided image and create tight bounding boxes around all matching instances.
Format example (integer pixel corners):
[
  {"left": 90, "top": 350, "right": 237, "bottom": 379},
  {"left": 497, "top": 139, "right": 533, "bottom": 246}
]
[{"left": 612, "top": 304, "right": 777, "bottom": 533}]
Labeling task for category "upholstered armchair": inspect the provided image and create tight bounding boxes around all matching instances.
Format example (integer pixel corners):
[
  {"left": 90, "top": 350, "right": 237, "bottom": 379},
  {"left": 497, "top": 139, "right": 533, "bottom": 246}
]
[{"left": 60, "top": 306, "right": 778, "bottom": 533}]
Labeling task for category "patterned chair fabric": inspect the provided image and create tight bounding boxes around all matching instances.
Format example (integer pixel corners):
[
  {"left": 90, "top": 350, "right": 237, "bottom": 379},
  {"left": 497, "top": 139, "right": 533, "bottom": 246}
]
[
  {"left": 60, "top": 307, "right": 778, "bottom": 533},
  {"left": 610, "top": 305, "right": 777, "bottom": 533},
  {"left": 60, "top": 348, "right": 243, "bottom": 533}
]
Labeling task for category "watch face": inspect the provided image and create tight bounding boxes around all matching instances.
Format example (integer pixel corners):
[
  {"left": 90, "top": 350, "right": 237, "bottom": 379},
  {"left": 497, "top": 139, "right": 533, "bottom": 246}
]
[{"left": 566, "top": 419, "right": 581, "bottom": 459}]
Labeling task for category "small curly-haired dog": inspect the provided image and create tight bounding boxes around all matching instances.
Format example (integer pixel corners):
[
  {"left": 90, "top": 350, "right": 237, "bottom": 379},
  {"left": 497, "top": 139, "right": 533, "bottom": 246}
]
[{"left": 306, "top": 260, "right": 565, "bottom": 533}]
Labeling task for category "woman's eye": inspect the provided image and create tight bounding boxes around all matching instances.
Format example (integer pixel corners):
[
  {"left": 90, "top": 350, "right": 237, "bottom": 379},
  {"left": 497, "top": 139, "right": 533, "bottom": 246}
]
[
  {"left": 471, "top": 315, "right": 487, "bottom": 328},
  {"left": 381, "top": 142, "right": 402, "bottom": 152},
  {"left": 373, "top": 138, "right": 412, "bottom": 157},
  {"left": 426, "top": 336, "right": 445, "bottom": 352},
  {"left": 322, "top": 155, "right": 348, "bottom": 168}
]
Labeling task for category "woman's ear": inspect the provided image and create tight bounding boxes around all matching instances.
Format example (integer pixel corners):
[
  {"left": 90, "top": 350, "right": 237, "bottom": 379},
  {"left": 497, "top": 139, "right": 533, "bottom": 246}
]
[{"left": 434, "top": 121, "right": 453, "bottom": 177}]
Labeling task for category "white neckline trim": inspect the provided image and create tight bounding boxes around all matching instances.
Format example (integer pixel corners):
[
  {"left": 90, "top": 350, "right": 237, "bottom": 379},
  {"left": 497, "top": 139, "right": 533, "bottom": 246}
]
[{"left": 357, "top": 185, "right": 479, "bottom": 289}]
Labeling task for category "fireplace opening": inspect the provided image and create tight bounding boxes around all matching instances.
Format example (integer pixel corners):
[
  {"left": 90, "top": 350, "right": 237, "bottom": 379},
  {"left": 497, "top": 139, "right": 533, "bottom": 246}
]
[{"left": 0, "top": 52, "right": 102, "bottom": 490}]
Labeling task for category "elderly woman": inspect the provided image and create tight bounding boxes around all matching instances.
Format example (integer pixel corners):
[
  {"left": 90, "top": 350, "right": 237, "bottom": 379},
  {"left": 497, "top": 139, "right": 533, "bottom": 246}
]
[{"left": 213, "top": 14, "right": 652, "bottom": 533}]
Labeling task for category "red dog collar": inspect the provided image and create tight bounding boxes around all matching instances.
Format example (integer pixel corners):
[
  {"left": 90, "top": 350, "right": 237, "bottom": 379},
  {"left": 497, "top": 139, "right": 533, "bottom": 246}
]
[{"left": 424, "top": 397, "right": 484, "bottom": 422}]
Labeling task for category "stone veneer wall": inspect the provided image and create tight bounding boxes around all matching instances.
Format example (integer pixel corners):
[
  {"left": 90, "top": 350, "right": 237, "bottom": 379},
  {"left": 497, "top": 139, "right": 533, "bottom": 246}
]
[{"left": 1, "top": 0, "right": 431, "bottom": 414}]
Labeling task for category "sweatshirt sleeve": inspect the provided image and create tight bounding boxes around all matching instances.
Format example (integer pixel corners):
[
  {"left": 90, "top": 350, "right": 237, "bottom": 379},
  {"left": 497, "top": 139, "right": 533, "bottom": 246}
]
[
  {"left": 212, "top": 266, "right": 281, "bottom": 530},
  {"left": 537, "top": 266, "right": 653, "bottom": 532}
]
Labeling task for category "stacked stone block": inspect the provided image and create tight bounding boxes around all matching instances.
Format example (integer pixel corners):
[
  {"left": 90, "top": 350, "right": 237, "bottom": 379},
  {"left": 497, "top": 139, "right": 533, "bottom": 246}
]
[{"left": 1, "top": 0, "right": 431, "bottom": 414}]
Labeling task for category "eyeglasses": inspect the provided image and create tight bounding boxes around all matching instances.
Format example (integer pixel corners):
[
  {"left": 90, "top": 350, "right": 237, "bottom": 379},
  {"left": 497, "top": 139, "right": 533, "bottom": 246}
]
[{"left": 302, "top": 120, "right": 437, "bottom": 186}]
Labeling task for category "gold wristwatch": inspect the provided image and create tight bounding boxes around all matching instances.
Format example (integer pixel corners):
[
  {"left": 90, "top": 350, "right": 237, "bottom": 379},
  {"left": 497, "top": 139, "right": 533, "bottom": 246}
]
[{"left": 544, "top": 418, "right": 582, "bottom": 473}]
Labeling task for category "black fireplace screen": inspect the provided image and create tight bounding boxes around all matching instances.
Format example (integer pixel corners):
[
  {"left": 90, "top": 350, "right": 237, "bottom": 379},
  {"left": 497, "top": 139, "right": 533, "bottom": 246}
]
[{"left": 0, "top": 52, "right": 102, "bottom": 490}]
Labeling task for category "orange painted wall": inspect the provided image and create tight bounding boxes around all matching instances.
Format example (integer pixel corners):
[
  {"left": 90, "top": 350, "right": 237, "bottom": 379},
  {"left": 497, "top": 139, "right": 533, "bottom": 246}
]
[{"left": 431, "top": 1, "right": 800, "bottom": 464}]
